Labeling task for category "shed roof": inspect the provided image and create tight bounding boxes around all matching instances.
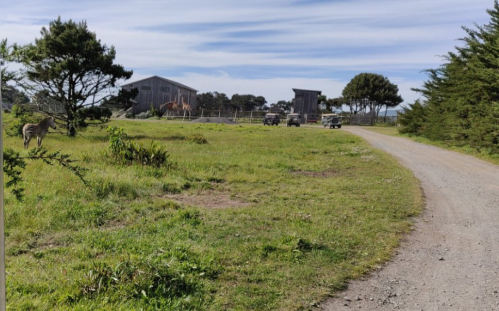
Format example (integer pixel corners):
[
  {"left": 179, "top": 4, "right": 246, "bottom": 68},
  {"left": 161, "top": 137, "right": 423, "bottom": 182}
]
[
  {"left": 292, "top": 88, "right": 322, "bottom": 94},
  {"left": 122, "top": 75, "right": 198, "bottom": 92}
]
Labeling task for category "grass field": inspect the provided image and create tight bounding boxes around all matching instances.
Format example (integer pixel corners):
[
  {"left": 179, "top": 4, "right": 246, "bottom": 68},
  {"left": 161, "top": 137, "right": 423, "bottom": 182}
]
[
  {"left": 366, "top": 125, "right": 499, "bottom": 166},
  {"left": 3, "top": 116, "right": 422, "bottom": 310}
]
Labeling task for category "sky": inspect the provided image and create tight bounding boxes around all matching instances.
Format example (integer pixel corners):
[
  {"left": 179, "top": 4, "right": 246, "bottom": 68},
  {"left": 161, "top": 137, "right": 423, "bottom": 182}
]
[{"left": 0, "top": 0, "right": 494, "bottom": 108}]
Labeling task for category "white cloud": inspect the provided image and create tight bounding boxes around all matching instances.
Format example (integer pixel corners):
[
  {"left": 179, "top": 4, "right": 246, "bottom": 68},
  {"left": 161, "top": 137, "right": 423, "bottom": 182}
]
[{"left": 0, "top": 0, "right": 493, "bottom": 107}]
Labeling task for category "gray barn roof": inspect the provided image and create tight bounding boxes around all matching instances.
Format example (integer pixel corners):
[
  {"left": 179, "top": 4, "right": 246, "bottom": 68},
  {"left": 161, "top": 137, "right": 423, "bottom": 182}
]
[
  {"left": 292, "top": 88, "right": 322, "bottom": 94},
  {"left": 122, "top": 75, "right": 198, "bottom": 92}
]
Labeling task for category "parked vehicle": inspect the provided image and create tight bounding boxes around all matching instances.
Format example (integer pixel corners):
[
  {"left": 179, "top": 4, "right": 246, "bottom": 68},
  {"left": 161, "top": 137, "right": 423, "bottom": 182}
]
[
  {"left": 286, "top": 113, "right": 301, "bottom": 127},
  {"left": 263, "top": 113, "right": 280, "bottom": 126},
  {"left": 321, "top": 114, "right": 342, "bottom": 129}
]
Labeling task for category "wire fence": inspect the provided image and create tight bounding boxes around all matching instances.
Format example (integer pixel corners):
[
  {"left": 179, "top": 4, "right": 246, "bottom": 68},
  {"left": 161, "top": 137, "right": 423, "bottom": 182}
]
[
  {"left": 162, "top": 109, "right": 275, "bottom": 123},
  {"left": 162, "top": 109, "right": 399, "bottom": 125}
]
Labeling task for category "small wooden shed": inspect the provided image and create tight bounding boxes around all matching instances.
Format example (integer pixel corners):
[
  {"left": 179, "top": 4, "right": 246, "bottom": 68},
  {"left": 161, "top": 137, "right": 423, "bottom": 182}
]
[
  {"left": 121, "top": 76, "right": 198, "bottom": 114},
  {"left": 292, "top": 88, "right": 321, "bottom": 123}
]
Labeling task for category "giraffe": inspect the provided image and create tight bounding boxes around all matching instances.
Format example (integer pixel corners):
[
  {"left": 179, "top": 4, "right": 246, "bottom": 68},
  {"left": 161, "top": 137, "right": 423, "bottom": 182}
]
[
  {"left": 181, "top": 95, "right": 192, "bottom": 120},
  {"left": 160, "top": 97, "right": 181, "bottom": 118}
]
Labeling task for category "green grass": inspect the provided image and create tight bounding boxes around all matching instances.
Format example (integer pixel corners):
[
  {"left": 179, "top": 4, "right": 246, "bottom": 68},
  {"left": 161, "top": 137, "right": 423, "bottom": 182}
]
[
  {"left": 363, "top": 125, "right": 499, "bottom": 166},
  {"left": 3, "top": 116, "right": 422, "bottom": 310}
]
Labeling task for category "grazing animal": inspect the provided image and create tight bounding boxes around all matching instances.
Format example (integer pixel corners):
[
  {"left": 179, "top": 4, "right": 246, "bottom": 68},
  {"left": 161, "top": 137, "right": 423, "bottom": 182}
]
[
  {"left": 22, "top": 116, "right": 57, "bottom": 149},
  {"left": 181, "top": 99, "right": 192, "bottom": 112},
  {"left": 160, "top": 96, "right": 182, "bottom": 113}
]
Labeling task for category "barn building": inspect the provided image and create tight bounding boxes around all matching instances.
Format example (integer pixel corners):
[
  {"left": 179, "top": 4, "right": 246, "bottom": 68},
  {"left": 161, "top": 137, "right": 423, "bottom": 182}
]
[
  {"left": 121, "top": 76, "right": 198, "bottom": 114},
  {"left": 292, "top": 88, "right": 321, "bottom": 123}
]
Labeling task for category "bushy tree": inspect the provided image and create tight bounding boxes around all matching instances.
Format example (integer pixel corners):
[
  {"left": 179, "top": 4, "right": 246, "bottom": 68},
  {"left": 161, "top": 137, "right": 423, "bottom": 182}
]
[
  {"left": 230, "top": 94, "right": 267, "bottom": 111},
  {"left": 411, "top": 1, "right": 499, "bottom": 151},
  {"left": 273, "top": 100, "right": 293, "bottom": 113},
  {"left": 196, "top": 91, "right": 231, "bottom": 110},
  {"left": 100, "top": 87, "right": 139, "bottom": 111},
  {"left": 342, "top": 73, "right": 403, "bottom": 123},
  {"left": 19, "top": 17, "right": 133, "bottom": 136},
  {"left": 1, "top": 39, "right": 24, "bottom": 102},
  {"left": 197, "top": 92, "right": 215, "bottom": 109},
  {"left": 398, "top": 100, "right": 427, "bottom": 134},
  {"left": 318, "top": 96, "right": 345, "bottom": 113}
]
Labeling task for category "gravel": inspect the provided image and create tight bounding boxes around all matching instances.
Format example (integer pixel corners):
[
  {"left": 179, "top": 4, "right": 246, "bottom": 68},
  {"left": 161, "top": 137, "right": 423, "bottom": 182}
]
[{"left": 320, "top": 127, "right": 499, "bottom": 311}]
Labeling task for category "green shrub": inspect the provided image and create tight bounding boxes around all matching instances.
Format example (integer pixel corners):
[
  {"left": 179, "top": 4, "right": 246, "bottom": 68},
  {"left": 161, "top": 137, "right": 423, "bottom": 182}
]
[
  {"left": 189, "top": 134, "right": 208, "bottom": 144},
  {"left": 5, "top": 111, "right": 38, "bottom": 138},
  {"left": 11, "top": 103, "right": 24, "bottom": 117},
  {"left": 80, "top": 106, "right": 112, "bottom": 121},
  {"left": 107, "top": 126, "right": 170, "bottom": 168},
  {"left": 398, "top": 100, "right": 427, "bottom": 135}
]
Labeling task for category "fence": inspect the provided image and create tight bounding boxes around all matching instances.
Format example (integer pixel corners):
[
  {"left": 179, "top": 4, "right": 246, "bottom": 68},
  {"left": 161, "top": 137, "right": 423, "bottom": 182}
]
[
  {"left": 162, "top": 109, "right": 275, "bottom": 123},
  {"left": 346, "top": 115, "right": 398, "bottom": 126},
  {"left": 145, "top": 108, "right": 399, "bottom": 125}
]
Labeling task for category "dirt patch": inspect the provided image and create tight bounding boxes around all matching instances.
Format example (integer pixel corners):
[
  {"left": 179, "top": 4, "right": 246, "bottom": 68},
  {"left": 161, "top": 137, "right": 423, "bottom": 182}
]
[
  {"left": 164, "top": 191, "right": 252, "bottom": 209},
  {"left": 190, "top": 117, "right": 237, "bottom": 124},
  {"left": 292, "top": 169, "right": 340, "bottom": 178}
]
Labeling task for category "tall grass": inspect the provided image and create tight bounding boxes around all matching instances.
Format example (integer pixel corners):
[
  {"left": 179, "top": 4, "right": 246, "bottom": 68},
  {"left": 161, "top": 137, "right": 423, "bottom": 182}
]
[{"left": 3, "top": 117, "right": 422, "bottom": 310}]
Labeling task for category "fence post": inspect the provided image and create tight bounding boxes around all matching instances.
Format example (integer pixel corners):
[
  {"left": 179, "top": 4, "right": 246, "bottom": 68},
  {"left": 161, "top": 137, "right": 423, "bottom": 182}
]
[
  {"left": 250, "top": 110, "right": 253, "bottom": 123},
  {"left": 0, "top": 60, "right": 6, "bottom": 311}
]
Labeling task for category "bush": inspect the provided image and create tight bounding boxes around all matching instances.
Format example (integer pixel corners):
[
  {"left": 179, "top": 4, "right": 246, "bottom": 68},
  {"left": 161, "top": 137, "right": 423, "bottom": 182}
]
[
  {"left": 107, "top": 126, "right": 170, "bottom": 167},
  {"left": 80, "top": 106, "right": 112, "bottom": 121},
  {"left": 11, "top": 103, "right": 25, "bottom": 117},
  {"left": 5, "top": 110, "right": 38, "bottom": 138},
  {"left": 398, "top": 100, "right": 427, "bottom": 135},
  {"left": 189, "top": 134, "right": 208, "bottom": 144}
]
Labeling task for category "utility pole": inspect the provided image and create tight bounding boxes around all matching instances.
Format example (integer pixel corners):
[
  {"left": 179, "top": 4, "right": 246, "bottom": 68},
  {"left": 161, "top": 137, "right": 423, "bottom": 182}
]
[{"left": 0, "top": 59, "right": 6, "bottom": 311}]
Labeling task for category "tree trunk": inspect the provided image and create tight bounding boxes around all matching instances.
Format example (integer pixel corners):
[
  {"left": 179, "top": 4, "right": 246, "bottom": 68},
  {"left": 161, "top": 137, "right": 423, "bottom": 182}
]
[{"left": 66, "top": 105, "right": 77, "bottom": 137}]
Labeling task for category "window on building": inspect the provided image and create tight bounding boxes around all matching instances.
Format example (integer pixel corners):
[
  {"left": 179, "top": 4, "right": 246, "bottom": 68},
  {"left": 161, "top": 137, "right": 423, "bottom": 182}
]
[
  {"left": 160, "top": 86, "right": 170, "bottom": 93},
  {"left": 141, "top": 86, "right": 152, "bottom": 91}
]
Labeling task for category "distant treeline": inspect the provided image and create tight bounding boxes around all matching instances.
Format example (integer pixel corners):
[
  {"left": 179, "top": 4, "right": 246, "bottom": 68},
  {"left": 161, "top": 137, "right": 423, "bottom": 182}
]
[{"left": 399, "top": 1, "right": 499, "bottom": 153}]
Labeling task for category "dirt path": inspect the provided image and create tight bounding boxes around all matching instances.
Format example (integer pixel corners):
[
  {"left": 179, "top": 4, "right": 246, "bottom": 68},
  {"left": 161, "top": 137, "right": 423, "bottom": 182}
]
[{"left": 321, "top": 127, "right": 499, "bottom": 311}]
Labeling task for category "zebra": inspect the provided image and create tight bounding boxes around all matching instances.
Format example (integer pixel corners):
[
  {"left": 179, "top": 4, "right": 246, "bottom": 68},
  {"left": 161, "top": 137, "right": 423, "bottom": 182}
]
[{"left": 22, "top": 116, "right": 57, "bottom": 149}]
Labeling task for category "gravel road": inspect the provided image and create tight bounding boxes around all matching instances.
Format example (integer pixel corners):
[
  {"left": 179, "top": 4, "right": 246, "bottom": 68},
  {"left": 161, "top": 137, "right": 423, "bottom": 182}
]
[{"left": 320, "top": 127, "right": 499, "bottom": 311}]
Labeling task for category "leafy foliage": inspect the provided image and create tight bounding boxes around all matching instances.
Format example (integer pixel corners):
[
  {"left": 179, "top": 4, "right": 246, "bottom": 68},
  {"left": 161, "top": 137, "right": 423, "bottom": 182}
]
[
  {"left": 196, "top": 91, "right": 231, "bottom": 110},
  {"left": 0, "top": 39, "right": 23, "bottom": 95},
  {"left": 11, "top": 103, "right": 24, "bottom": 117},
  {"left": 342, "top": 73, "right": 403, "bottom": 123},
  {"left": 100, "top": 87, "right": 139, "bottom": 110},
  {"left": 271, "top": 99, "right": 292, "bottom": 113},
  {"left": 408, "top": 1, "right": 499, "bottom": 152},
  {"left": 5, "top": 107, "right": 38, "bottom": 137},
  {"left": 3, "top": 147, "right": 88, "bottom": 201},
  {"left": 19, "top": 17, "right": 133, "bottom": 136},
  {"left": 3, "top": 148, "right": 26, "bottom": 201},
  {"left": 398, "top": 100, "right": 428, "bottom": 135},
  {"left": 231, "top": 94, "right": 267, "bottom": 111},
  {"left": 107, "top": 126, "right": 170, "bottom": 167},
  {"left": 78, "top": 106, "right": 112, "bottom": 123}
]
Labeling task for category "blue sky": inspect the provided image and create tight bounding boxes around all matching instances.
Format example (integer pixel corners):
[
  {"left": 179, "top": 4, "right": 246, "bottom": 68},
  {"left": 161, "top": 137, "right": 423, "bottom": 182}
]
[{"left": 0, "top": 0, "right": 493, "bottom": 106}]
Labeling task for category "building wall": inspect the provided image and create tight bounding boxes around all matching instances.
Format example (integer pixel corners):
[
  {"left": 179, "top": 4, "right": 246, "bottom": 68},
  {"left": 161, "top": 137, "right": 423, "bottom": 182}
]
[
  {"left": 123, "top": 76, "right": 197, "bottom": 114},
  {"left": 293, "top": 89, "right": 319, "bottom": 123}
]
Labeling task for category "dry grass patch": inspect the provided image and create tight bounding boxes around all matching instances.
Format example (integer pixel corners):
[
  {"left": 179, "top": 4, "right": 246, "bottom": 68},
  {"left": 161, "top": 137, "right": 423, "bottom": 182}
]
[{"left": 164, "top": 191, "right": 252, "bottom": 209}]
